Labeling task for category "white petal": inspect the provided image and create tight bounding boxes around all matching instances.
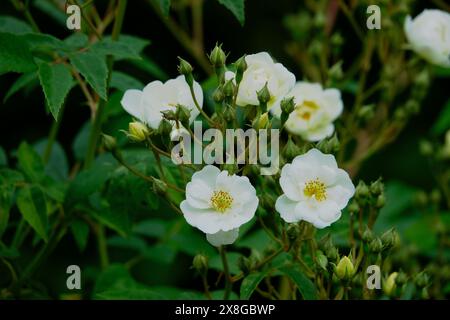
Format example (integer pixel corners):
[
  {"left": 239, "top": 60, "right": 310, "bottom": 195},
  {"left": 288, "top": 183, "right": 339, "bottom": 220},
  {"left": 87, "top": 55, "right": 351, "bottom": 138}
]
[
  {"left": 279, "top": 164, "right": 303, "bottom": 201},
  {"left": 186, "top": 180, "right": 214, "bottom": 209},
  {"left": 275, "top": 195, "right": 301, "bottom": 223},
  {"left": 121, "top": 89, "right": 144, "bottom": 122},
  {"left": 294, "top": 201, "right": 331, "bottom": 229},
  {"left": 206, "top": 228, "right": 239, "bottom": 247},
  {"left": 302, "top": 124, "right": 335, "bottom": 142},
  {"left": 293, "top": 148, "right": 338, "bottom": 170},
  {"left": 180, "top": 200, "right": 222, "bottom": 234},
  {"left": 191, "top": 165, "right": 220, "bottom": 188}
]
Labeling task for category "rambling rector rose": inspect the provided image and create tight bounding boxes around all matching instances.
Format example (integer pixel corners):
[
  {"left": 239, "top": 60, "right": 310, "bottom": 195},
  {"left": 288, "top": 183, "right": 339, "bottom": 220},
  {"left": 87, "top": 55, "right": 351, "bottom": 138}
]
[
  {"left": 236, "top": 52, "right": 296, "bottom": 116},
  {"left": 275, "top": 148, "right": 355, "bottom": 228},
  {"left": 180, "top": 165, "right": 259, "bottom": 246},
  {"left": 120, "top": 75, "right": 203, "bottom": 129},
  {"left": 404, "top": 9, "right": 450, "bottom": 68},
  {"left": 284, "top": 82, "right": 343, "bottom": 142}
]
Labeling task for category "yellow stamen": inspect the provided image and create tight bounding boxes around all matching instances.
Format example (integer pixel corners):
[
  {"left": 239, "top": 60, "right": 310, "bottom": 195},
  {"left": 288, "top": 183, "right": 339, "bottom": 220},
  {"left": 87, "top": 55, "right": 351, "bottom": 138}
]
[
  {"left": 303, "top": 178, "right": 327, "bottom": 201},
  {"left": 211, "top": 190, "right": 233, "bottom": 213},
  {"left": 296, "top": 100, "right": 319, "bottom": 121}
]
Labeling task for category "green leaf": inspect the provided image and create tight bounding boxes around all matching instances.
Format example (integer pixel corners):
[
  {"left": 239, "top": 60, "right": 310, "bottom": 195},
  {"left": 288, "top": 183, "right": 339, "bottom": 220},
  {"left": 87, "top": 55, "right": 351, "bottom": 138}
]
[
  {"left": 16, "top": 185, "right": 48, "bottom": 242},
  {"left": 20, "top": 33, "right": 64, "bottom": 50},
  {"left": 0, "top": 32, "right": 36, "bottom": 75},
  {"left": 129, "top": 56, "right": 169, "bottom": 81},
  {"left": 240, "top": 272, "right": 266, "bottom": 299},
  {"left": 32, "top": 0, "right": 67, "bottom": 26},
  {"left": 431, "top": 99, "right": 450, "bottom": 135},
  {"left": 0, "top": 146, "right": 6, "bottom": 166},
  {"left": 70, "top": 51, "right": 108, "bottom": 100},
  {"left": 110, "top": 71, "right": 144, "bottom": 91},
  {"left": 154, "top": 0, "right": 171, "bottom": 16},
  {"left": 17, "top": 142, "right": 46, "bottom": 183},
  {"left": 91, "top": 35, "right": 149, "bottom": 61},
  {"left": 3, "top": 72, "right": 38, "bottom": 103},
  {"left": 133, "top": 218, "right": 171, "bottom": 238},
  {"left": 64, "top": 32, "right": 89, "bottom": 50},
  {"left": 217, "top": 0, "right": 245, "bottom": 26},
  {"left": 0, "top": 172, "right": 14, "bottom": 237},
  {"left": 70, "top": 219, "right": 89, "bottom": 252},
  {"left": 280, "top": 266, "right": 317, "bottom": 300},
  {"left": 0, "top": 16, "right": 33, "bottom": 34},
  {"left": 37, "top": 61, "right": 73, "bottom": 120}
]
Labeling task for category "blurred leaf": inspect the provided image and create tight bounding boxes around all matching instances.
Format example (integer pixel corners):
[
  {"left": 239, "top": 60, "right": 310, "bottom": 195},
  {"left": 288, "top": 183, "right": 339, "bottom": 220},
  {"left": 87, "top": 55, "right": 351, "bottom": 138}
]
[
  {"left": 37, "top": 61, "right": 73, "bottom": 120},
  {"left": 211, "top": 290, "right": 239, "bottom": 300},
  {"left": 0, "top": 147, "right": 6, "bottom": 166},
  {"left": 280, "top": 266, "right": 317, "bottom": 300},
  {"left": 433, "top": 66, "right": 450, "bottom": 78},
  {"left": 32, "top": 0, "right": 67, "bottom": 26},
  {"left": 0, "top": 16, "right": 33, "bottom": 34},
  {"left": 16, "top": 185, "right": 48, "bottom": 242},
  {"left": 93, "top": 264, "right": 165, "bottom": 299},
  {"left": 0, "top": 32, "right": 36, "bottom": 75},
  {"left": 217, "top": 0, "right": 245, "bottom": 26},
  {"left": 70, "top": 219, "right": 89, "bottom": 252},
  {"left": 142, "top": 243, "right": 177, "bottom": 264},
  {"left": 17, "top": 142, "right": 46, "bottom": 183},
  {"left": 130, "top": 56, "right": 169, "bottom": 81},
  {"left": 111, "top": 71, "right": 144, "bottom": 91},
  {"left": 70, "top": 51, "right": 108, "bottom": 100},
  {"left": 34, "top": 140, "right": 69, "bottom": 181},
  {"left": 209, "top": 251, "right": 241, "bottom": 275},
  {"left": 72, "top": 121, "right": 91, "bottom": 161},
  {"left": 133, "top": 218, "right": 171, "bottom": 238},
  {"left": 403, "top": 216, "right": 438, "bottom": 252},
  {"left": 154, "top": 0, "right": 171, "bottom": 16},
  {"left": 431, "top": 99, "right": 450, "bottom": 136},
  {"left": 3, "top": 72, "right": 38, "bottom": 103},
  {"left": 0, "top": 172, "right": 14, "bottom": 237},
  {"left": 168, "top": 225, "right": 215, "bottom": 256},
  {"left": 236, "top": 229, "right": 273, "bottom": 253},
  {"left": 240, "top": 271, "right": 266, "bottom": 299}
]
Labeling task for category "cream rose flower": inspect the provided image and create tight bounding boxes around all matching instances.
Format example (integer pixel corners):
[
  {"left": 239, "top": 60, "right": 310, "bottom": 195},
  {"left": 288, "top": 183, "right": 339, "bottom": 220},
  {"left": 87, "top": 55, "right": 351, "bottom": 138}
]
[
  {"left": 284, "top": 82, "right": 343, "bottom": 142},
  {"left": 275, "top": 148, "right": 355, "bottom": 228},
  {"left": 404, "top": 9, "right": 450, "bottom": 68},
  {"left": 180, "top": 165, "right": 259, "bottom": 246},
  {"left": 236, "top": 52, "right": 295, "bottom": 116},
  {"left": 121, "top": 75, "right": 203, "bottom": 129}
]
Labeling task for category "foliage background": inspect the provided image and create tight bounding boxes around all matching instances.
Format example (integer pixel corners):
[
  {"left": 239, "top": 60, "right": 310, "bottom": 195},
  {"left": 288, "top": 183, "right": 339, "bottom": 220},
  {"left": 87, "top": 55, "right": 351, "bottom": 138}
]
[{"left": 0, "top": 0, "right": 449, "bottom": 299}]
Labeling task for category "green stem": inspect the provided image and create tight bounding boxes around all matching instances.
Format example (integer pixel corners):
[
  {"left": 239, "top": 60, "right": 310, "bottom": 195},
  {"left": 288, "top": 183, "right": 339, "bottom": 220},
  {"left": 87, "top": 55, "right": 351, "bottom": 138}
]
[
  {"left": 83, "top": 0, "right": 128, "bottom": 271},
  {"left": 84, "top": 0, "right": 127, "bottom": 168},
  {"left": 219, "top": 246, "right": 232, "bottom": 300},
  {"left": 10, "top": 0, "right": 40, "bottom": 32},
  {"left": 43, "top": 103, "right": 66, "bottom": 163}
]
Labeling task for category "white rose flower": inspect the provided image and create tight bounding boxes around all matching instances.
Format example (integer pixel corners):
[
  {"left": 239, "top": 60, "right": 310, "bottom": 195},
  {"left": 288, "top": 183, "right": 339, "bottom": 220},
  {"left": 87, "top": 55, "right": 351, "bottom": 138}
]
[
  {"left": 121, "top": 75, "right": 203, "bottom": 129},
  {"left": 236, "top": 52, "right": 295, "bottom": 116},
  {"left": 275, "top": 148, "right": 355, "bottom": 228},
  {"left": 404, "top": 9, "right": 450, "bottom": 68},
  {"left": 180, "top": 165, "right": 259, "bottom": 246},
  {"left": 284, "top": 82, "right": 343, "bottom": 142}
]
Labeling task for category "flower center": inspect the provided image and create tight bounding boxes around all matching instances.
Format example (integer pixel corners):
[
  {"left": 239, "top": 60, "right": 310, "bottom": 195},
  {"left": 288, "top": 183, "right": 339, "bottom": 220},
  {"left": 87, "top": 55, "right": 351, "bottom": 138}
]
[
  {"left": 296, "top": 100, "right": 319, "bottom": 120},
  {"left": 303, "top": 178, "right": 327, "bottom": 201},
  {"left": 210, "top": 190, "right": 233, "bottom": 213}
]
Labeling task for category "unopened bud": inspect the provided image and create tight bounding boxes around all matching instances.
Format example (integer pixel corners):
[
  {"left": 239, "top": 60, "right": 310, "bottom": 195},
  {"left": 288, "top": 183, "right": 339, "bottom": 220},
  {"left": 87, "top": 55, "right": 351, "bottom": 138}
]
[
  {"left": 177, "top": 57, "right": 194, "bottom": 86},
  {"left": 101, "top": 133, "right": 117, "bottom": 152},
  {"left": 257, "top": 83, "right": 271, "bottom": 109},
  {"left": 253, "top": 112, "right": 269, "bottom": 130},
  {"left": 357, "top": 105, "right": 375, "bottom": 123},
  {"left": 316, "top": 251, "right": 328, "bottom": 271},
  {"left": 176, "top": 104, "right": 191, "bottom": 127},
  {"left": 414, "top": 271, "right": 429, "bottom": 288},
  {"left": 208, "top": 44, "right": 226, "bottom": 68},
  {"left": 383, "top": 272, "right": 398, "bottom": 296},
  {"left": 370, "top": 178, "right": 384, "bottom": 195},
  {"left": 193, "top": 254, "right": 208, "bottom": 275},
  {"left": 335, "top": 256, "right": 355, "bottom": 280},
  {"left": 396, "top": 271, "right": 407, "bottom": 285},
  {"left": 223, "top": 79, "right": 236, "bottom": 97},
  {"left": 158, "top": 119, "right": 173, "bottom": 135},
  {"left": 381, "top": 228, "right": 400, "bottom": 249},
  {"left": 376, "top": 194, "right": 386, "bottom": 208},
  {"left": 152, "top": 178, "right": 167, "bottom": 196},
  {"left": 369, "top": 238, "right": 383, "bottom": 253},
  {"left": 280, "top": 96, "right": 295, "bottom": 115},
  {"left": 213, "top": 86, "right": 225, "bottom": 103},
  {"left": 362, "top": 227, "right": 374, "bottom": 243},
  {"left": 127, "top": 121, "right": 149, "bottom": 142},
  {"left": 347, "top": 201, "right": 360, "bottom": 214},
  {"left": 286, "top": 223, "right": 300, "bottom": 241},
  {"left": 234, "top": 55, "right": 247, "bottom": 84},
  {"left": 355, "top": 180, "right": 370, "bottom": 199},
  {"left": 283, "top": 137, "right": 302, "bottom": 160}
]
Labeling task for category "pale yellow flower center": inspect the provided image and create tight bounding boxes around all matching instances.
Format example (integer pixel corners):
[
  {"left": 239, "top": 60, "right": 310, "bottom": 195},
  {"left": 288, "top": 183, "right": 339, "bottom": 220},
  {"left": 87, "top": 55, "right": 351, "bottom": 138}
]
[
  {"left": 211, "top": 190, "right": 233, "bottom": 213},
  {"left": 303, "top": 178, "right": 327, "bottom": 201},
  {"left": 296, "top": 100, "right": 319, "bottom": 121}
]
